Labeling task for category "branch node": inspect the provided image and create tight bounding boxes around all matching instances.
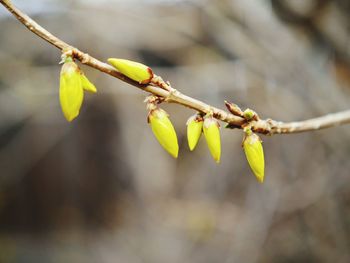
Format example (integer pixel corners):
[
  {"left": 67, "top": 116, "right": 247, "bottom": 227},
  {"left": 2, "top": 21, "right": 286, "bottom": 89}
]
[
  {"left": 151, "top": 75, "right": 172, "bottom": 92},
  {"left": 164, "top": 89, "right": 180, "bottom": 102}
]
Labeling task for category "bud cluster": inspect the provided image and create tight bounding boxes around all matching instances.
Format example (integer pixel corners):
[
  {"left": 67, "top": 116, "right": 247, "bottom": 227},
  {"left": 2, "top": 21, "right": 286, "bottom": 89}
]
[
  {"left": 187, "top": 113, "right": 221, "bottom": 163},
  {"left": 58, "top": 56, "right": 266, "bottom": 183}
]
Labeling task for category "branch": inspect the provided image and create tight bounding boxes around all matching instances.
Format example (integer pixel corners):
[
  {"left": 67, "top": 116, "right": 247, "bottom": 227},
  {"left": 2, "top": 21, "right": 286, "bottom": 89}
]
[{"left": 1, "top": 0, "right": 350, "bottom": 135}]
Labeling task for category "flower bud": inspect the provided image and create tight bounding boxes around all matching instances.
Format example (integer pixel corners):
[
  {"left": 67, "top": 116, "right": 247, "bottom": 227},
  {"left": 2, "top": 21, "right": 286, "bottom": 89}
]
[
  {"left": 203, "top": 116, "right": 221, "bottom": 163},
  {"left": 81, "top": 73, "right": 97, "bottom": 93},
  {"left": 225, "top": 101, "right": 243, "bottom": 117},
  {"left": 108, "top": 58, "right": 154, "bottom": 84},
  {"left": 148, "top": 108, "right": 179, "bottom": 158},
  {"left": 186, "top": 114, "right": 203, "bottom": 151},
  {"left": 243, "top": 108, "right": 259, "bottom": 121},
  {"left": 243, "top": 130, "right": 265, "bottom": 183},
  {"left": 60, "top": 61, "right": 84, "bottom": 122}
]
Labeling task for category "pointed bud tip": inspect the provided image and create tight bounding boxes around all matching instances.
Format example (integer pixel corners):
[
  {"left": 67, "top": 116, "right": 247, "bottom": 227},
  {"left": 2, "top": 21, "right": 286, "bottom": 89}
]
[
  {"left": 64, "top": 111, "right": 79, "bottom": 122},
  {"left": 171, "top": 149, "right": 179, "bottom": 158},
  {"left": 257, "top": 175, "right": 264, "bottom": 183},
  {"left": 81, "top": 74, "right": 97, "bottom": 93}
]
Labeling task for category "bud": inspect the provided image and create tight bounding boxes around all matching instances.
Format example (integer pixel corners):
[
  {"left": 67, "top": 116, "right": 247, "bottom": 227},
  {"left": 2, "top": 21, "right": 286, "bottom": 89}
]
[
  {"left": 81, "top": 73, "right": 97, "bottom": 93},
  {"left": 242, "top": 130, "right": 265, "bottom": 183},
  {"left": 225, "top": 101, "right": 243, "bottom": 117},
  {"left": 108, "top": 58, "right": 154, "bottom": 84},
  {"left": 148, "top": 108, "right": 179, "bottom": 158},
  {"left": 59, "top": 61, "right": 84, "bottom": 122},
  {"left": 243, "top": 108, "right": 259, "bottom": 121},
  {"left": 203, "top": 116, "right": 221, "bottom": 163},
  {"left": 186, "top": 114, "right": 203, "bottom": 151}
]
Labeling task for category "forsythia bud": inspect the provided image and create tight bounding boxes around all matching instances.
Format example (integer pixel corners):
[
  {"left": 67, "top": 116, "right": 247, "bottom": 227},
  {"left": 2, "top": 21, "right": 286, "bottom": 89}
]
[
  {"left": 60, "top": 61, "right": 84, "bottom": 122},
  {"left": 81, "top": 73, "right": 97, "bottom": 93},
  {"left": 203, "top": 116, "right": 221, "bottom": 163},
  {"left": 243, "top": 109, "right": 254, "bottom": 120},
  {"left": 108, "top": 58, "right": 154, "bottom": 84},
  {"left": 186, "top": 114, "right": 204, "bottom": 151},
  {"left": 148, "top": 108, "right": 179, "bottom": 158},
  {"left": 225, "top": 101, "right": 244, "bottom": 117},
  {"left": 243, "top": 108, "right": 259, "bottom": 121},
  {"left": 243, "top": 130, "right": 265, "bottom": 183}
]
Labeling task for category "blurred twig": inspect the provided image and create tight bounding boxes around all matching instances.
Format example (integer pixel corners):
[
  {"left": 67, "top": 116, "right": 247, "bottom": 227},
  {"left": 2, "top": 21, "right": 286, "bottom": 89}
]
[{"left": 1, "top": 0, "right": 350, "bottom": 135}]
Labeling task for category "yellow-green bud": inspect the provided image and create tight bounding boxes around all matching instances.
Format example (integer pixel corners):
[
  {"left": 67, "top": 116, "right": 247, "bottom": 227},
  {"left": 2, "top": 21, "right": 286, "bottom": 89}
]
[
  {"left": 203, "top": 116, "right": 221, "bottom": 163},
  {"left": 243, "top": 131, "right": 265, "bottom": 183},
  {"left": 186, "top": 114, "right": 203, "bottom": 151},
  {"left": 148, "top": 108, "right": 179, "bottom": 158},
  {"left": 243, "top": 108, "right": 259, "bottom": 121},
  {"left": 108, "top": 58, "right": 154, "bottom": 84},
  {"left": 81, "top": 73, "right": 97, "bottom": 93},
  {"left": 243, "top": 109, "right": 254, "bottom": 120},
  {"left": 59, "top": 61, "right": 84, "bottom": 122}
]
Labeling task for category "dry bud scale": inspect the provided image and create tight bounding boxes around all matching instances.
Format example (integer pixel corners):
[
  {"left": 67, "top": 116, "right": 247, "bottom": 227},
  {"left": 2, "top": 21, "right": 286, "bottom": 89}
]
[
  {"left": 203, "top": 115, "right": 221, "bottom": 163},
  {"left": 225, "top": 101, "right": 244, "bottom": 117},
  {"left": 186, "top": 114, "right": 204, "bottom": 151},
  {"left": 108, "top": 58, "right": 154, "bottom": 84},
  {"left": 242, "top": 128, "right": 265, "bottom": 183},
  {"left": 148, "top": 108, "right": 179, "bottom": 158}
]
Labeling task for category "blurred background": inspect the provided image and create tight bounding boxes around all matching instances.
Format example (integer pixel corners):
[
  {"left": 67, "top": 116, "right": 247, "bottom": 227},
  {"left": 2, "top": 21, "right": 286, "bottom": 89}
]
[{"left": 0, "top": 0, "right": 350, "bottom": 262}]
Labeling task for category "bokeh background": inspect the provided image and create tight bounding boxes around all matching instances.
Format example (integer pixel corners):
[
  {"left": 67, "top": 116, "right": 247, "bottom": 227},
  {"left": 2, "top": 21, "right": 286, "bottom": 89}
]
[{"left": 1, "top": 0, "right": 350, "bottom": 262}]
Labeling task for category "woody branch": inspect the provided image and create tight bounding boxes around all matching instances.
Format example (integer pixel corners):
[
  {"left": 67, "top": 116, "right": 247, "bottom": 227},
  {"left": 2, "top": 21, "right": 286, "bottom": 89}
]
[{"left": 1, "top": 0, "right": 350, "bottom": 135}]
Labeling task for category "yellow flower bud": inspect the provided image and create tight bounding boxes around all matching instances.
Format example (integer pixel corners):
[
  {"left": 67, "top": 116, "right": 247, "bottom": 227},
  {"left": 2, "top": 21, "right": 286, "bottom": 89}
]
[
  {"left": 108, "top": 58, "right": 154, "bottom": 84},
  {"left": 59, "top": 61, "right": 84, "bottom": 122},
  {"left": 81, "top": 73, "right": 97, "bottom": 93},
  {"left": 148, "top": 108, "right": 179, "bottom": 158},
  {"left": 186, "top": 114, "right": 203, "bottom": 151},
  {"left": 243, "top": 131, "right": 265, "bottom": 183},
  {"left": 203, "top": 116, "right": 221, "bottom": 163}
]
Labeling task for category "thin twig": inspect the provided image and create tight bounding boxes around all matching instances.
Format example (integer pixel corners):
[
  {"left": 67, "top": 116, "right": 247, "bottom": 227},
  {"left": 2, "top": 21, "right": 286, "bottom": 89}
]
[{"left": 1, "top": 0, "right": 350, "bottom": 135}]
